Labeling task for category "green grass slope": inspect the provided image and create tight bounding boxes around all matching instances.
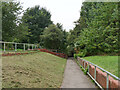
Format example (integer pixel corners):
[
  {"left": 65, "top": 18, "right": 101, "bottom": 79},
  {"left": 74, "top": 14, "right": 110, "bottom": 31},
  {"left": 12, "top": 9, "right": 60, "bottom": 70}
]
[
  {"left": 83, "top": 56, "right": 118, "bottom": 77},
  {"left": 2, "top": 52, "right": 66, "bottom": 88}
]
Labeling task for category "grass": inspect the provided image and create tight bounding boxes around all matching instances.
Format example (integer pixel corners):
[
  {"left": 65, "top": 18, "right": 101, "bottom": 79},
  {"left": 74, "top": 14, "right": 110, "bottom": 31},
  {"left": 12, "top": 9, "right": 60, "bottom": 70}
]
[
  {"left": 0, "top": 49, "right": 39, "bottom": 54},
  {"left": 0, "top": 48, "right": 34, "bottom": 51},
  {"left": 0, "top": 49, "right": 23, "bottom": 51},
  {"left": 2, "top": 52, "right": 66, "bottom": 88},
  {"left": 83, "top": 56, "right": 119, "bottom": 77}
]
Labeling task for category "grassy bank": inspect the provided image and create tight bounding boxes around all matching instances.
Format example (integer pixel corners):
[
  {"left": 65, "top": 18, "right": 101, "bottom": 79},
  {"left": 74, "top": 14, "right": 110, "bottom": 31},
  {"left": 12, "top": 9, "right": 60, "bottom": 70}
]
[
  {"left": 83, "top": 56, "right": 118, "bottom": 77},
  {"left": 2, "top": 52, "right": 66, "bottom": 88}
]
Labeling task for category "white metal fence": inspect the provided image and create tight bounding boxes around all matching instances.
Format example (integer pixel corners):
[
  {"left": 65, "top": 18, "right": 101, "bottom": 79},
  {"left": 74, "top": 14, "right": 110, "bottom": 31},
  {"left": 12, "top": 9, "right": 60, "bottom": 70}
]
[
  {"left": 0, "top": 41, "right": 39, "bottom": 52},
  {"left": 77, "top": 57, "right": 120, "bottom": 90}
]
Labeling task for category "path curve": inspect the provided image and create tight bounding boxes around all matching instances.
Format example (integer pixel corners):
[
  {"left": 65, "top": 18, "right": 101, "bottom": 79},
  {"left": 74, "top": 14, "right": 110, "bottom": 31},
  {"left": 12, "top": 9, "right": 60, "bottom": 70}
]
[{"left": 61, "top": 57, "right": 97, "bottom": 88}]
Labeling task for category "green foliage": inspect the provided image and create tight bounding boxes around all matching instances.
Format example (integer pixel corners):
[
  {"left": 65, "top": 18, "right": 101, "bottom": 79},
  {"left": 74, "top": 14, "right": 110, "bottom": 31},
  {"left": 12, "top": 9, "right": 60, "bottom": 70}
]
[
  {"left": 40, "top": 24, "right": 63, "bottom": 50},
  {"left": 80, "top": 66, "right": 82, "bottom": 69},
  {"left": 2, "top": 1, "right": 23, "bottom": 42},
  {"left": 2, "top": 1, "right": 119, "bottom": 57},
  {"left": 81, "top": 67, "right": 84, "bottom": 72},
  {"left": 2, "top": 2, "right": 68, "bottom": 53},
  {"left": 79, "top": 65, "right": 88, "bottom": 75},
  {"left": 66, "top": 30, "right": 76, "bottom": 56},
  {"left": 74, "top": 49, "right": 87, "bottom": 58},
  {"left": 56, "top": 23, "right": 68, "bottom": 53},
  {"left": 14, "top": 22, "right": 29, "bottom": 43},
  {"left": 74, "top": 54, "right": 77, "bottom": 59},
  {"left": 70, "top": 2, "right": 119, "bottom": 56},
  {"left": 84, "top": 68, "right": 88, "bottom": 75},
  {"left": 22, "top": 6, "right": 52, "bottom": 43},
  {"left": 78, "top": 50, "right": 86, "bottom": 57},
  {"left": 40, "top": 24, "right": 68, "bottom": 53},
  {"left": 91, "top": 79, "right": 95, "bottom": 83},
  {"left": 66, "top": 45, "right": 74, "bottom": 56}
]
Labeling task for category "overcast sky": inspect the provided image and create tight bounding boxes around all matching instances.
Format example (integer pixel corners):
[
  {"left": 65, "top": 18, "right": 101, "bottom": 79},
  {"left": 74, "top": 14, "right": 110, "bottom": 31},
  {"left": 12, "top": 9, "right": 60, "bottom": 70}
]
[{"left": 18, "top": 0, "right": 85, "bottom": 31}]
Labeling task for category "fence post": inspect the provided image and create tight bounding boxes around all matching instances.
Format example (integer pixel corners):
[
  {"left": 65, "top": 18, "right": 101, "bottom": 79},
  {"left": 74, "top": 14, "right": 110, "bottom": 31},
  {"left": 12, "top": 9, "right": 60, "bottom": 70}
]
[
  {"left": 94, "top": 65, "right": 96, "bottom": 80},
  {"left": 24, "top": 44, "right": 25, "bottom": 51},
  {"left": 106, "top": 73, "right": 109, "bottom": 90},
  {"left": 88, "top": 62, "right": 89, "bottom": 73},
  {"left": 81, "top": 60, "right": 83, "bottom": 67},
  {"left": 84, "top": 60, "right": 85, "bottom": 69},
  {"left": 4, "top": 43, "right": 5, "bottom": 52},
  {"left": 15, "top": 43, "right": 17, "bottom": 52},
  {"left": 32, "top": 44, "right": 33, "bottom": 50},
  {"left": 35, "top": 45, "right": 36, "bottom": 49},
  {"left": 29, "top": 44, "right": 30, "bottom": 50},
  {"left": 80, "top": 59, "right": 82, "bottom": 66},
  {"left": 28, "top": 44, "right": 29, "bottom": 50}
]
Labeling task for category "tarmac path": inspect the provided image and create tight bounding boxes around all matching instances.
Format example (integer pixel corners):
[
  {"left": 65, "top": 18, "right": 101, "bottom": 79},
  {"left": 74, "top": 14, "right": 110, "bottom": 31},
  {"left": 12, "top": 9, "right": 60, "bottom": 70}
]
[{"left": 61, "top": 57, "right": 97, "bottom": 88}]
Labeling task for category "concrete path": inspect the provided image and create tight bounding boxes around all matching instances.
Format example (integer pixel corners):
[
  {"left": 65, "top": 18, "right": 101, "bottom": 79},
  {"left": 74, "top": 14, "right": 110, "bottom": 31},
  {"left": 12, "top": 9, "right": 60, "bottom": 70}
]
[{"left": 61, "top": 57, "right": 97, "bottom": 88}]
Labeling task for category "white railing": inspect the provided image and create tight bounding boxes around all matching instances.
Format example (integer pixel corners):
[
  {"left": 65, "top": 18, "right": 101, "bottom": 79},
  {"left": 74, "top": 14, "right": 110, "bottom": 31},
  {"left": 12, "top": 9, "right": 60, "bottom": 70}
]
[
  {"left": 0, "top": 41, "right": 40, "bottom": 52},
  {"left": 77, "top": 57, "right": 120, "bottom": 90}
]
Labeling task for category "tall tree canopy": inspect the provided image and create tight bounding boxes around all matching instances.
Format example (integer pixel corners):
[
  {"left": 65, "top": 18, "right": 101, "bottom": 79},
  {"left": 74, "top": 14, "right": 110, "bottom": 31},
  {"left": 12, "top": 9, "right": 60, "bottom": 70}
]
[
  {"left": 2, "top": 1, "right": 23, "bottom": 41},
  {"left": 22, "top": 6, "right": 53, "bottom": 44},
  {"left": 69, "top": 2, "right": 119, "bottom": 57}
]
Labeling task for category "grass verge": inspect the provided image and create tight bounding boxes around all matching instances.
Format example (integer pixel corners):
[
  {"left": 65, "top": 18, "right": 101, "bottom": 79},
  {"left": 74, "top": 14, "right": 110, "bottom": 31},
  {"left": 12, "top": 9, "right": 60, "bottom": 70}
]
[
  {"left": 2, "top": 52, "right": 66, "bottom": 88},
  {"left": 83, "top": 56, "right": 118, "bottom": 77}
]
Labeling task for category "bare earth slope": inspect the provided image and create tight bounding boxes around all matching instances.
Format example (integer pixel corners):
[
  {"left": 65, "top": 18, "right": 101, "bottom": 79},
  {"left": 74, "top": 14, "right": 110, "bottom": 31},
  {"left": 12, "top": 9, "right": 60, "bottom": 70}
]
[{"left": 2, "top": 52, "right": 66, "bottom": 88}]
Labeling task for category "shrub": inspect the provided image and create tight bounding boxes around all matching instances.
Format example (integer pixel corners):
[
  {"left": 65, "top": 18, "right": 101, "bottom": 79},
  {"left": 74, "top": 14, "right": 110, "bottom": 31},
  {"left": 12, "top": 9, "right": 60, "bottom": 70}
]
[
  {"left": 74, "top": 54, "right": 77, "bottom": 59},
  {"left": 77, "top": 51, "right": 86, "bottom": 57}
]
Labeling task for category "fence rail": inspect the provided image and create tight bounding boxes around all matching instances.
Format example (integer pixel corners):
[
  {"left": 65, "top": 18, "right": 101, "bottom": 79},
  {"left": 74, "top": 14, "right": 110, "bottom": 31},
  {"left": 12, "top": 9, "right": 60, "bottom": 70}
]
[
  {"left": 0, "top": 41, "right": 39, "bottom": 52},
  {"left": 77, "top": 57, "right": 120, "bottom": 90}
]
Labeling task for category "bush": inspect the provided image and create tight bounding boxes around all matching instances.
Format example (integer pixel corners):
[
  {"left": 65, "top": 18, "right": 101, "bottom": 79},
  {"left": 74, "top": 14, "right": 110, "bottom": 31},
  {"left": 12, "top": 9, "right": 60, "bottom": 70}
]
[
  {"left": 77, "top": 49, "right": 87, "bottom": 57},
  {"left": 77, "top": 52, "right": 85, "bottom": 57},
  {"left": 74, "top": 54, "right": 77, "bottom": 59},
  {"left": 74, "top": 52, "right": 86, "bottom": 59}
]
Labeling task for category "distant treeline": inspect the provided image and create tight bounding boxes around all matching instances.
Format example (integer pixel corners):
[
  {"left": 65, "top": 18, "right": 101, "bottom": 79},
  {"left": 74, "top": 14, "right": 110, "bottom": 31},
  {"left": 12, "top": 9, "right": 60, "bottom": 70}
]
[
  {"left": 2, "top": 1, "right": 68, "bottom": 53},
  {"left": 2, "top": 1, "right": 119, "bottom": 56}
]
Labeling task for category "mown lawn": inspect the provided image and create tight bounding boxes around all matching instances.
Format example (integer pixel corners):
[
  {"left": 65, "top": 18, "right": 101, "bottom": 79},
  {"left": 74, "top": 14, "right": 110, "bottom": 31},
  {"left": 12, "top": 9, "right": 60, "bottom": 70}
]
[
  {"left": 83, "top": 56, "right": 119, "bottom": 77},
  {"left": 2, "top": 52, "right": 66, "bottom": 88}
]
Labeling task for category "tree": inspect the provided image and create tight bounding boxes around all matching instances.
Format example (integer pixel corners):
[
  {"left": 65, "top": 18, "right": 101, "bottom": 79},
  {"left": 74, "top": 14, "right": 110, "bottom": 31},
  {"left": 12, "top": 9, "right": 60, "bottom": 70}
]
[
  {"left": 22, "top": 6, "right": 53, "bottom": 44},
  {"left": 56, "top": 23, "right": 63, "bottom": 30},
  {"left": 61, "top": 30, "right": 68, "bottom": 53},
  {"left": 13, "top": 22, "right": 29, "bottom": 43},
  {"left": 66, "top": 30, "right": 76, "bottom": 56},
  {"left": 2, "top": 1, "right": 23, "bottom": 41},
  {"left": 41, "top": 24, "right": 63, "bottom": 50},
  {"left": 56, "top": 23, "right": 68, "bottom": 53},
  {"left": 71, "top": 2, "right": 119, "bottom": 56}
]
